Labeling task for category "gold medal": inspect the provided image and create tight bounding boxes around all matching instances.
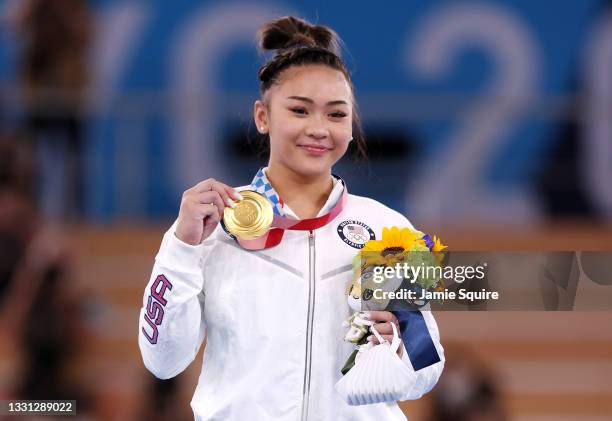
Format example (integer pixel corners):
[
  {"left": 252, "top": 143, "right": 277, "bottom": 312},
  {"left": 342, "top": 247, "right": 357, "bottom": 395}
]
[{"left": 223, "top": 190, "right": 273, "bottom": 240}]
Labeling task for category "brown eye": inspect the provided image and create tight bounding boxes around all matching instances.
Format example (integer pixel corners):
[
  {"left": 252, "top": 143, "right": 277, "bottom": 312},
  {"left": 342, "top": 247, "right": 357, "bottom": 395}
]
[
  {"left": 330, "top": 112, "right": 347, "bottom": 118},
  {"left": 291, "top": 107, "right": 307, "bottom": 115}
]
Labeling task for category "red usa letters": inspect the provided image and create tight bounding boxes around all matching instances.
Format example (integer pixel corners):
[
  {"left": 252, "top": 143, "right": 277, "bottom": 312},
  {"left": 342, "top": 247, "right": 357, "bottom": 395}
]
[{"left": 142, "top": 275, "right": 173, "bottom": 344}]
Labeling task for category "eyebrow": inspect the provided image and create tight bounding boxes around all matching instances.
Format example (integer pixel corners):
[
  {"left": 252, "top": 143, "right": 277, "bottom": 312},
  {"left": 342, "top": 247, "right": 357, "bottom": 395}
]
[{"left": 286, "top": 96, "right": 348, "bottom": 106}]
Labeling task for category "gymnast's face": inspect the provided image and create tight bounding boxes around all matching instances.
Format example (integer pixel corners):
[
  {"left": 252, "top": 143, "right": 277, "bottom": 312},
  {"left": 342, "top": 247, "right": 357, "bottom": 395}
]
[{"left": 254, "top": 64, "right": 353, "bottom": 178}]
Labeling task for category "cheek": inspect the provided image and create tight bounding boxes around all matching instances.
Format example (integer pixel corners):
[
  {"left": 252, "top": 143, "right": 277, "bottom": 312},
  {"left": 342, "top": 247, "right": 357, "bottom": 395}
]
[
  {"left": 333, "top": 142, "right": 351, "bottom": 162},
  {"left": 332, "top": 125, "right": 353, "bottom": 152},
  {"left": 269, "top": 122, "right": 302, "bottom": 152}
]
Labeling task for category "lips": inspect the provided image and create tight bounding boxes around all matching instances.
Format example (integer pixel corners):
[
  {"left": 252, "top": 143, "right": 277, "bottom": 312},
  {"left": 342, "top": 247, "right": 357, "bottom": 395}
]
[{"left": 298, "top": 143, "right": 330, "bottom": 155}]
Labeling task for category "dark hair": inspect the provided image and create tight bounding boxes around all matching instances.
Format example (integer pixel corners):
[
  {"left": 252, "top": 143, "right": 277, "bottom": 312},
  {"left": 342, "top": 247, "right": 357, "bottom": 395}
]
[{"left": 256, "top": 16, "right": 366, "bottom": 159}]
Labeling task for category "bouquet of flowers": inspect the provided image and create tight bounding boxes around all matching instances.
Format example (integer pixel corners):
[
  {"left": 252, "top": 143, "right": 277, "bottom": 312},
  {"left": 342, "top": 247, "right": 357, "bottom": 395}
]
[
  {"left": 335, "top": 226, "right": 446, "bottom": 405},
  {"left": 346, "top": 227, "right": 447, "bottom": 315}
]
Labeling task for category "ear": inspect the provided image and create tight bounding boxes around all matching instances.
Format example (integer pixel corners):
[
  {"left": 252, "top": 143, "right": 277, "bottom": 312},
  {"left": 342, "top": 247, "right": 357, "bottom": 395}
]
[{"left": 253, "top": 100, "right": 268, "bottom": 134}]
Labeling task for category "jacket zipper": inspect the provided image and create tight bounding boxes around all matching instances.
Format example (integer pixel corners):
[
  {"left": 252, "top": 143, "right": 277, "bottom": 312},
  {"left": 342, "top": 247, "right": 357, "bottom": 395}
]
[{"left": 300, "top": 230, "right": 316, "bottom": 421}]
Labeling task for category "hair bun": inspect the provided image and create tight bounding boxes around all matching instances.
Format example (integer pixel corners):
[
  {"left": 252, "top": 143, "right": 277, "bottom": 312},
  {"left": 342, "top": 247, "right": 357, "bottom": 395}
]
[{"left": 257, "top": 16, "right": 341, "bottom": 56}]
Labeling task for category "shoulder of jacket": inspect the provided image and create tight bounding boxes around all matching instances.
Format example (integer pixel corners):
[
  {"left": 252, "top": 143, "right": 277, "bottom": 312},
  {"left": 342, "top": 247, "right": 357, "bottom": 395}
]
[{"left": 346, "top": 193, "right": 416, "bottom": 230}]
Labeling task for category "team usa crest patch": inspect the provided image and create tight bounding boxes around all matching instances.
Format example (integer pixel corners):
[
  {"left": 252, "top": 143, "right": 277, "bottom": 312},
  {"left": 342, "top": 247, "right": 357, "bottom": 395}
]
[{"left": 337, "top": 220, "right": 375, "bottom": 249}]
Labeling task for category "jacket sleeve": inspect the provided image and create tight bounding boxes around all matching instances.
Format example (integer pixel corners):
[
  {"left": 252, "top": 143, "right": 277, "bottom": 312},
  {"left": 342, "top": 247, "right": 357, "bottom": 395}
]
[
  {"left": 396, "top": 307, "right": 445, "bottom": 401},
  {"left": 138, "top": 221, "right": 211, "bottom": 379}
]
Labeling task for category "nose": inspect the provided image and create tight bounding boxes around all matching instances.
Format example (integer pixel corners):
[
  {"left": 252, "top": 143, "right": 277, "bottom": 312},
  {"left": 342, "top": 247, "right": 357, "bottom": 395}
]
[{"left": 305, "top": 116, "right": 330, "bottom": 139}]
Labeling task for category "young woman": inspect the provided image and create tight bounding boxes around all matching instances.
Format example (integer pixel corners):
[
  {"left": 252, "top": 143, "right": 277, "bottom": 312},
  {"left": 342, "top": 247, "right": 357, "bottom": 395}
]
[{"left": 139, "top": 16, "right": 444, "bottom": 421}]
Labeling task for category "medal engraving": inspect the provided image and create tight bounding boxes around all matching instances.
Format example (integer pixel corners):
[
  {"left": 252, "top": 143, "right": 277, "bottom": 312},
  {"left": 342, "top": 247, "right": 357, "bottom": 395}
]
[{"left": 234, "top": 202, "right": 258, "bottom": 225}]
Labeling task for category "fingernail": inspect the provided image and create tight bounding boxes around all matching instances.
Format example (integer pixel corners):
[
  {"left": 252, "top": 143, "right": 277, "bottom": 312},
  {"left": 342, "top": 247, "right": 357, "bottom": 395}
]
[
  {"left": 233, "top": 190, "right": 244, "bottom": 201},
  {"left": 226, "top": 198, "right": 236, "bottom": 208},
  {"left": 367, "top": 335, "right": 374, "bottom": 342}
]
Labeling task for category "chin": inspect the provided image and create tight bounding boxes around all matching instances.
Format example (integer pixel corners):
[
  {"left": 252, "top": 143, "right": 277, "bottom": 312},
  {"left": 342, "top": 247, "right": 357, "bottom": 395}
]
[{"left": 293, "top": 159, "right": 334, "bottom": 177}]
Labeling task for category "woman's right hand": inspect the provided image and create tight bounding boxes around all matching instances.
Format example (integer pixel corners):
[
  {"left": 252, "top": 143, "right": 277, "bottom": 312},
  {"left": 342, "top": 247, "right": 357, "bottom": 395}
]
[{"left": 175, "top": 178, "right": 243, "bottom": 245}]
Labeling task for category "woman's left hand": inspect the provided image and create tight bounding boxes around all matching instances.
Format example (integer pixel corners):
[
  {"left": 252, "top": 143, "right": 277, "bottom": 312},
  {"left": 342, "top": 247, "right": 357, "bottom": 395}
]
[{"left": 367, "top": 311, "right": 403, "bottom": 358}]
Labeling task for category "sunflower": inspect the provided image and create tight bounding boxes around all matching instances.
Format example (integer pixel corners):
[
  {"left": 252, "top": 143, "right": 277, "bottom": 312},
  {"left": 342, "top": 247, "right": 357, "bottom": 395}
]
[
  {"left": 361, "top": 226, "right": 426, "bottom": 256},
  {"left": 362, "top": 253, "right": 406, "bottom": 267},
  {"left": 431, "top": 235, "right": 447, "bottom": 252}
]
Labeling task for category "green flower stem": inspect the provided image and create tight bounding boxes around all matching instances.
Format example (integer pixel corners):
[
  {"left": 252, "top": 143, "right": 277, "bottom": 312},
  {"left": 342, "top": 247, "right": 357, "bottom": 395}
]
[{"left": 340, "top": 335, "right": 370, "bottom": 375}]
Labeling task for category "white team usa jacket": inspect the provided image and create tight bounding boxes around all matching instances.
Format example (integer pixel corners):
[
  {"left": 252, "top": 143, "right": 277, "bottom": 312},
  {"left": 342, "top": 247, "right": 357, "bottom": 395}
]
[{"left": 138, "top": 185, "right": 445, "bottom": 421}]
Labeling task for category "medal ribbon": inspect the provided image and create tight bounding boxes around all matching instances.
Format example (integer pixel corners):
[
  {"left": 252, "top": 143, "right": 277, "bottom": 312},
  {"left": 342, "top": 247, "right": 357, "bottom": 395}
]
[{"left": 224, "top": 171, "right": 348, "bottom": 250}]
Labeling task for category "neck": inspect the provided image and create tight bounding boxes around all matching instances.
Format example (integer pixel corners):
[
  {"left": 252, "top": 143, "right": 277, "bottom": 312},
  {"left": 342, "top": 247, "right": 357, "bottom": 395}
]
[{"left": 265, "top": 163, "right": 333, "bottom": 219}]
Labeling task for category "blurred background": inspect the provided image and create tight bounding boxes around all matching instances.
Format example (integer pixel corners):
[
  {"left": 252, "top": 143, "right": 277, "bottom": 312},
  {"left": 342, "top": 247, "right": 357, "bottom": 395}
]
[{"left": 0, "top": 0, "right": 611, "bottom": 420}]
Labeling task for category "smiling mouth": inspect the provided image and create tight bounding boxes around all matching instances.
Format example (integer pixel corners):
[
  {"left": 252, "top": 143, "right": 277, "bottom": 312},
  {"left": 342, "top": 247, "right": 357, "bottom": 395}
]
[{"left": 298, "top": 144, "right": 330, "bottom": 154}]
